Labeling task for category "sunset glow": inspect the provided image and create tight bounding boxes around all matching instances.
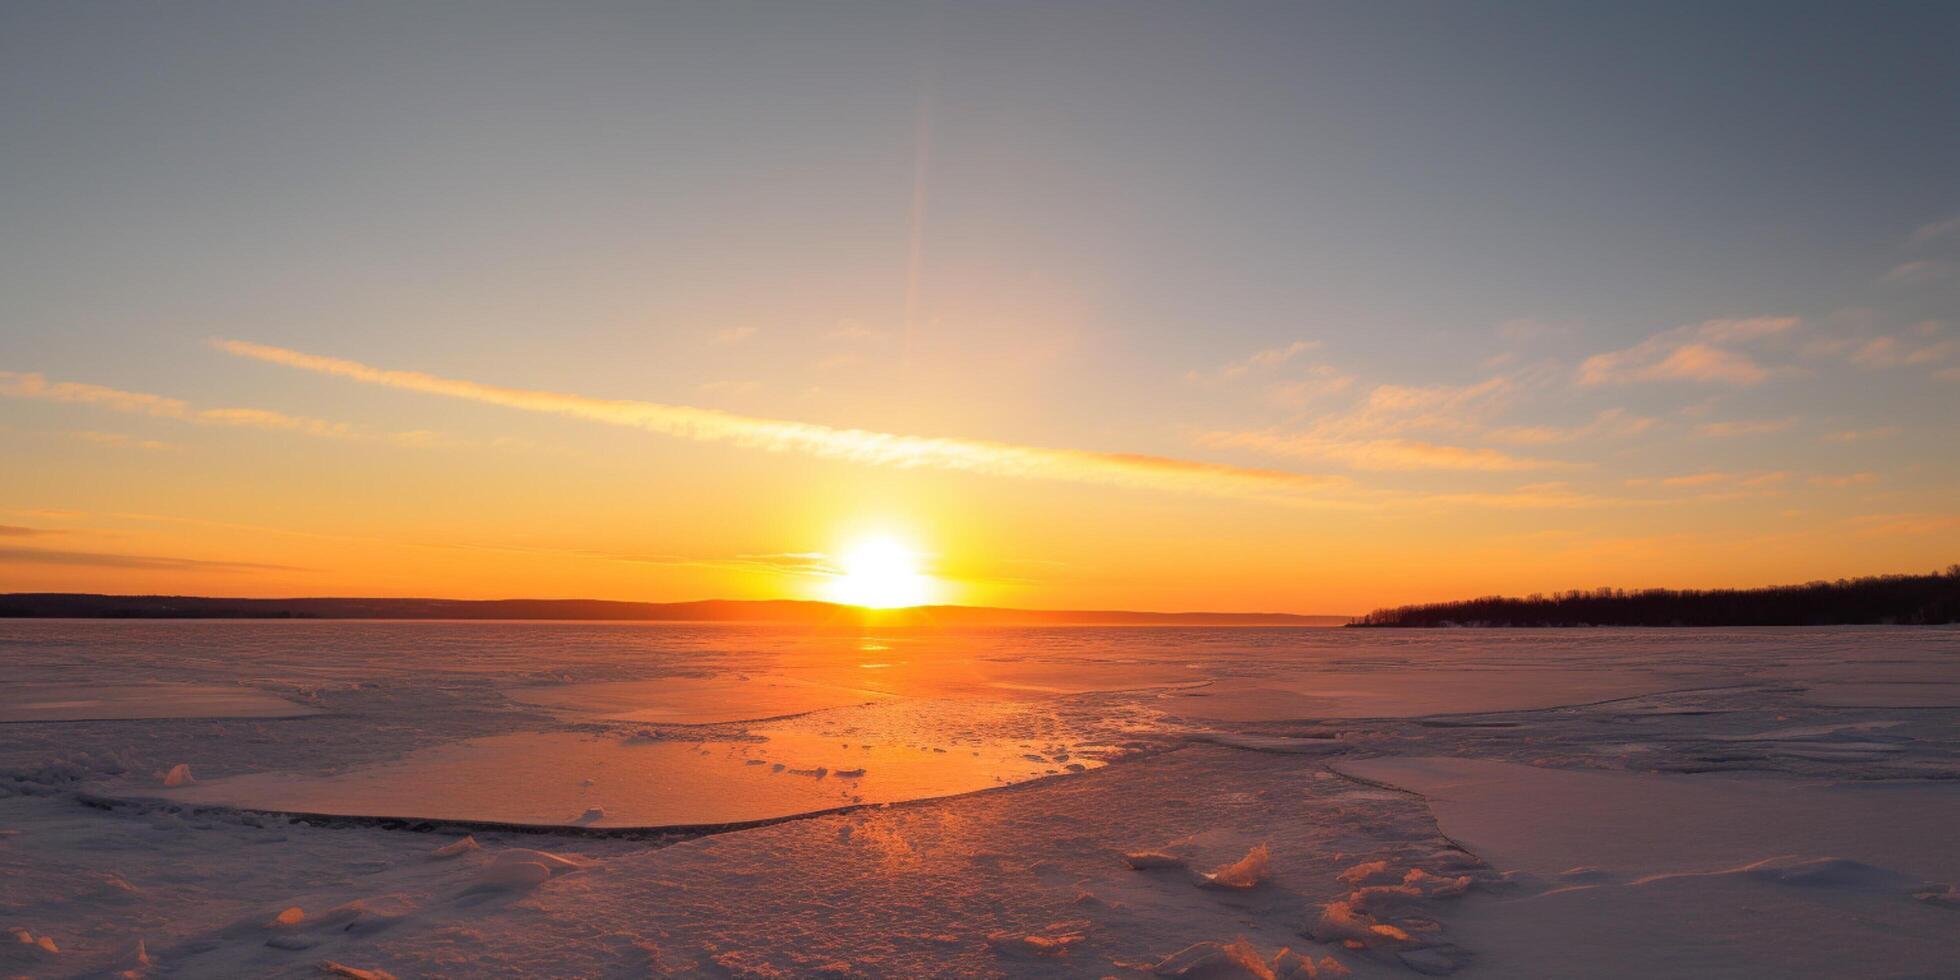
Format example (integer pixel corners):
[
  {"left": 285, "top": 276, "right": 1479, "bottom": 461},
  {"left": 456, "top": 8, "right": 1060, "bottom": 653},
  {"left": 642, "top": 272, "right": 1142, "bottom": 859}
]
[{"left": 826, "top": 535, "right": 935, "bottom": 609}]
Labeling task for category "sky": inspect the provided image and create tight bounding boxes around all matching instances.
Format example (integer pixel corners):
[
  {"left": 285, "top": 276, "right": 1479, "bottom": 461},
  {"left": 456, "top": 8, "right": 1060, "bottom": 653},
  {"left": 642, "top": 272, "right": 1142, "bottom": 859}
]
[{"left": 2, "top": 1, "right": 1956, "bottom": 614}]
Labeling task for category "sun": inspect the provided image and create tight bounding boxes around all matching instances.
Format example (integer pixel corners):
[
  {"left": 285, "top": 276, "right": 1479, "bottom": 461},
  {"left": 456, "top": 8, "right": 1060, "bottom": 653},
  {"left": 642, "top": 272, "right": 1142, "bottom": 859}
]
[{"left": 826, "top": 535, "right": 934, "bottom": 608}]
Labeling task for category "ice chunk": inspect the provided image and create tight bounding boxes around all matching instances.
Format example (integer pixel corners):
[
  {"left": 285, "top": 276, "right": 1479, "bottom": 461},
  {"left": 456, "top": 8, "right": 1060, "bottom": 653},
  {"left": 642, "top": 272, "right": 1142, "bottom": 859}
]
[
  {"left": 269, "top": 906, "right": 305, "bottom": 928},
  {"left": 429, "top": 836, "right": 479, "bottom": 859},
  {"left": 162, "top": 764, "right": 195, "bottom": 787},
  {"left": 1402, "top": 868, "right": 1472, "bottom": 897},
  {"left": 11, "top": 930, "right": 59, "bottom": 955},
  {"left": 1202, "top": 843, "right": 1270, "bottom": 889},
  {"left": 119, "top": 937, "right": 152, "bottom": 974},
  {"left": 92, "top": 871, "right": 141, "bottom": 900},
  {"left": 1306, "top": 901, "right": 1402, "bottom": 947},
  {"left": 1336, "top": 860, "right": 1396, "bottom": 887},
  {"left": 1123, "top": 851, "right": 1188, "bottom": 870}
]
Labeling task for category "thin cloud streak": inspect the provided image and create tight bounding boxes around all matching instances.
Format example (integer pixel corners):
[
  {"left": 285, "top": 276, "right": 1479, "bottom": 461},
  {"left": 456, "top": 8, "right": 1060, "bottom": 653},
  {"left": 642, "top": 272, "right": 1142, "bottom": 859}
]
[
  {"left": 1199, "top": 431, "right": 1566, "bottom": 472},
  {"left": 0, "top": 545, "right": 306, "bottom": 573},
  {"left": 74, "top": 431, "right": 176, "bottom": 451},
  {"left": 1695, "top": 417, "right": 1798, "bottom": 438},
  {"left": 211, "top": 339, "right": 1352, "bottom": 505},
  {"left": 0, "top": 370, "right": 440, "bottom": 446}
]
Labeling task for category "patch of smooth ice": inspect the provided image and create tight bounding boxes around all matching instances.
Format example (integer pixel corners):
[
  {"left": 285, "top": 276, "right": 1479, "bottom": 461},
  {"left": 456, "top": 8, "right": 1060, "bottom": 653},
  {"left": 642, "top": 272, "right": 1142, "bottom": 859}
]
[
  {"left": 1337, "top": 756, "right": 1960, "bottom": 978},
  {"left": 1756, "top": 658, "right": 1960, "bottom": 708},
  {"left": 1165, "top": 669, "right": 1710, "bottom": 721},
  {"left": 0, "top": 683, "right": 318, "bottom": 723},
  {"left": 148, "top": 730, "right": 1099, "bottom": 827},
  {"left": 502, "top": 675, "right": 894, "bottom": 724},
  {"left": 1797, "top": 681, "right": 1960, "bottom": 708},
  {"left": 1337, "top": 756, "right": 1960, "bottom": 879}
]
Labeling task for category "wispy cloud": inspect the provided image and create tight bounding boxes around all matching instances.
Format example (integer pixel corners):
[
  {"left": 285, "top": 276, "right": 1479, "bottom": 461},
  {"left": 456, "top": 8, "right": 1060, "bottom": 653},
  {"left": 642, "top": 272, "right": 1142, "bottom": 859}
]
[
  {"left": 1312, "top": 376, "right": 1516, "bottom": 439},
  {"left": 74, "top": 431, "right": 175, "bottom": 451},
  {"left": 0, "top": 546, "right": 305, "bottom": 573},
  {"left": 0, "top": 370, "right": 442, "bottom": 446},
  {"left": 1821, "top": 426, "right": 1900, "bottom": 443},
  {"left": 713, "top": 326, "right": 758, "bottom": 344},
  {"left": 1186, "top": 340, "right": 1321, "bottom": 383},
  {"left": 1849, "top": 512, "right": 1960, "bottom": 537},
  {"left": 1486, "top": 408, "right": 1656, "bottom": 446},
  {"left": 1882, "top": 259, "right": 1951, "bottom": 284},
  {"left": 1632, "top": 471, "right": 1789, "bottom": 494},
  {"left": 1199, "top": 374, "right": 1565, "bottom": 472},
  {"left": 211, "top": 339, "right": 1355, "bottom": 505},
  {"left": 1655, "top": 472, "right": 1733, "bottom": 488},
  {"left": 1846, "top": 333, "right": 1955, "bottom": 369},
  {"left": 1577, "top": 317, "right": 1798, "bottom": 386},
  {"left": 1808, "top": 472, "right": 1881, "bottom": 489},
  {"left": 1200, "top": 430, "right": 1565, "bottom": 472},
  {"left": 0, "top": 525, "right": 58, "bottom": 537},
  {"left": 1908, "top": 214, "right": 1960, "bottom": 246},
  {"left": 1421, "top": 482, "right": 1632, "bottom": 510},
  {"left": 0, "top": 372, "right": 187, "bottom": 416},
  {"left": 1694, "top": 417, "right": 1797, "bottom": 438}
]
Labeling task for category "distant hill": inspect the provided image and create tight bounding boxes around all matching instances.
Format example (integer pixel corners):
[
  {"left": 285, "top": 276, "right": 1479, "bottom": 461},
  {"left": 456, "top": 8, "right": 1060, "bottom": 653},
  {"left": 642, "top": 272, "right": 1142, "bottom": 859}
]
[
  {"left": 0, "top": 593, "right": 1348, "bottom": 627},
  {"left": 1353, "top": 567, "right": 1960, "bottom": 628}
]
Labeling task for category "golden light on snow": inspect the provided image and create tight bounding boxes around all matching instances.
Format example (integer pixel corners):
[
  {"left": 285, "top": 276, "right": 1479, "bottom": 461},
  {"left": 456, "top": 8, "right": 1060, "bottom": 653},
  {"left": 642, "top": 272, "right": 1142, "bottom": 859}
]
[{"left": 826, "top": 535, "right": 934, "bottom": 609}]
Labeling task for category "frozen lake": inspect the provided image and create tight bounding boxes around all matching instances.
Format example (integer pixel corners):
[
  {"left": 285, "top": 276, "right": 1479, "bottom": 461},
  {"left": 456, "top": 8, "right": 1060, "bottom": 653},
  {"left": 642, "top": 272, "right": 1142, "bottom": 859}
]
[{"left": 2, "top": 621, "right": 1957, "bottom": 977}]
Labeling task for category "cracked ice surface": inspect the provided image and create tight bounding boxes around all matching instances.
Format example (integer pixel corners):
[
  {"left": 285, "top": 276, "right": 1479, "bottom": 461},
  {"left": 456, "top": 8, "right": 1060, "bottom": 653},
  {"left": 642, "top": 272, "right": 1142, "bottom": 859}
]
[{"left": 2, "top": 621, "right": 1957, "bottom": 977}]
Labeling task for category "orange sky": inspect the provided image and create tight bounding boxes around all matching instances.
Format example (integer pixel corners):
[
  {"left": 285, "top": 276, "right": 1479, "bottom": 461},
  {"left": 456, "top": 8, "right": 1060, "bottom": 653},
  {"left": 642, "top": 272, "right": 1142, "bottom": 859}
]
[{"left": 5, "top": 333, "right": 1957, "bottom": 614}]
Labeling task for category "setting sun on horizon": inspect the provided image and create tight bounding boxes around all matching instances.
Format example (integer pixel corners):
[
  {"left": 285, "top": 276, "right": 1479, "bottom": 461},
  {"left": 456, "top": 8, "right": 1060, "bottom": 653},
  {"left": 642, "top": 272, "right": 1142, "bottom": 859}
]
[{"left": 823, "top": 534, "right": 939, "bottom": 609}]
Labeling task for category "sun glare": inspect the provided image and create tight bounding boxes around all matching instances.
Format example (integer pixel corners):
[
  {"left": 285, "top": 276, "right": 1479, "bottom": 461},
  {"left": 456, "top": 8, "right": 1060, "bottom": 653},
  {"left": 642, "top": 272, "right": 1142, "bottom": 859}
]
[{"left": 827, "top": 535, "right": 934, "bottom": 608}]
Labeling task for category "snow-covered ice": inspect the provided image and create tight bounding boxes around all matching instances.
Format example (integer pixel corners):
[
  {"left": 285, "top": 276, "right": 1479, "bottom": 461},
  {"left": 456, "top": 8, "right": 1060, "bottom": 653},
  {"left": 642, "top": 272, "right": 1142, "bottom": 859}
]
[{"left": 1, "top": 621, "right": 1956, "bottom": 977}]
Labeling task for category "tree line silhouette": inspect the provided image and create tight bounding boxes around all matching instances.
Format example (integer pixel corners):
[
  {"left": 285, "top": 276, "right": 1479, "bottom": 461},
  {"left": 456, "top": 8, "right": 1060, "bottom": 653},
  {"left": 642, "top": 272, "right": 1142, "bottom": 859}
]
[{"left": 1354, "top": 566, "right": 1960, "bottom": 627}]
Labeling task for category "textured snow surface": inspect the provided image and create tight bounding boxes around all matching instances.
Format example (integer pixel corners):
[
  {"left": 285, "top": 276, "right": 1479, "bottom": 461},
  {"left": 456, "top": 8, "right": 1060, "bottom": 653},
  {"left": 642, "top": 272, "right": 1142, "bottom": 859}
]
[{"left": 1, "top": 621, "right": 1957, "bottom": 977}]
